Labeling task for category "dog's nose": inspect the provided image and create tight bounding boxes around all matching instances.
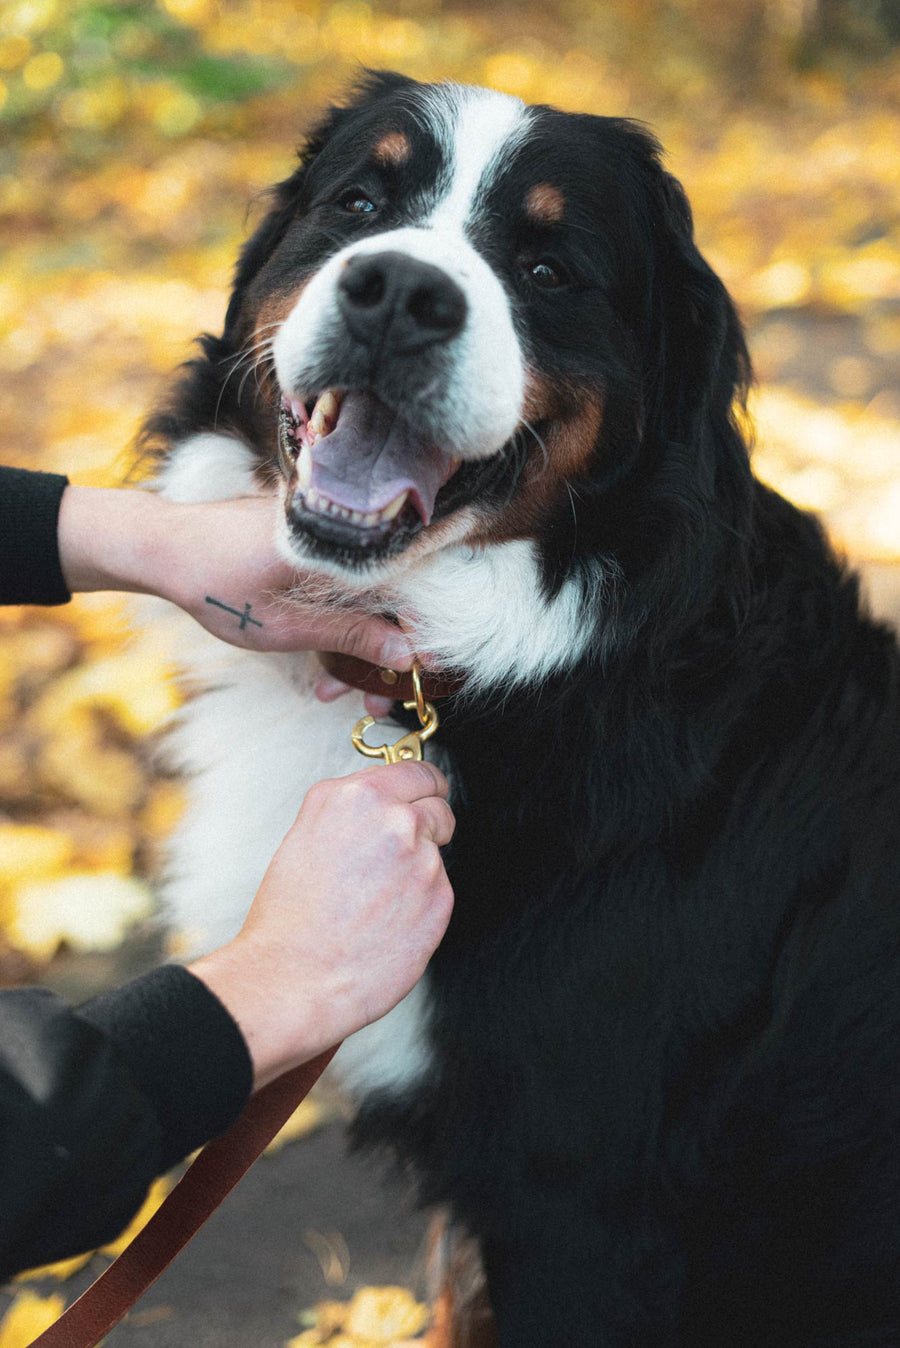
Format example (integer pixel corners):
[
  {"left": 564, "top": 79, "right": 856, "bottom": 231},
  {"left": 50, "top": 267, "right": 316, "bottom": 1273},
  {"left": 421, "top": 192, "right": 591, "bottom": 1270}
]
[{"left": 338, "top": 251, "right": 467, "bottom": 354}]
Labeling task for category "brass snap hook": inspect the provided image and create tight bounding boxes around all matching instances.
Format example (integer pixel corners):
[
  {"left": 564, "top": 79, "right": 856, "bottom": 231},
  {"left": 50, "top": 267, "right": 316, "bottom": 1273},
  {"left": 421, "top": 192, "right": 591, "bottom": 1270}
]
[{"left": 350, "top": 660, "right": 439, "bottom": 764}]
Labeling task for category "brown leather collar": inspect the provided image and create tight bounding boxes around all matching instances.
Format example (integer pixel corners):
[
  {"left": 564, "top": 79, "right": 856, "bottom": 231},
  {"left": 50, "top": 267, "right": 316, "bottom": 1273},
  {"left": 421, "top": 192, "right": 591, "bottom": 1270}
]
[{"left": 319, "top": 652, "right": 463, "bottom": 702}]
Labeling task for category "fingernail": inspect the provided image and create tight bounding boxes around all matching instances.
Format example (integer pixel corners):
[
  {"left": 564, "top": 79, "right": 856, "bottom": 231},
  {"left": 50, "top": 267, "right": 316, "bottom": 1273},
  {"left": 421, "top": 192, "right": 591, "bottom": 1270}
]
[{"left": 380, "top": 633, "right": 414, "bottom": 667}]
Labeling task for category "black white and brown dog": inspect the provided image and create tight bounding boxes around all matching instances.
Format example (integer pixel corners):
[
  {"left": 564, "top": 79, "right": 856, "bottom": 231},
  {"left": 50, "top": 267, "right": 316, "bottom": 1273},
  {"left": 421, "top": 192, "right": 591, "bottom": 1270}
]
[{"left": 144, "top": 72, "right": 900, "bottom": 1346}]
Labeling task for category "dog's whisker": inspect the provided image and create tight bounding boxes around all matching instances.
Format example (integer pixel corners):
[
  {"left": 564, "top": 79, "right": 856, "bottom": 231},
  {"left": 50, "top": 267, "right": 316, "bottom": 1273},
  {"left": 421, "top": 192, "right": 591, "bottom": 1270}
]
[
  {"left": 213, "top": 333, "right": 281, "bottom": 423},
  {"left": 237, "top": 338, "right": 276, "bottom": 406},
  {"left": 520, "top": 420, "right": 550, "bottom": 475}
]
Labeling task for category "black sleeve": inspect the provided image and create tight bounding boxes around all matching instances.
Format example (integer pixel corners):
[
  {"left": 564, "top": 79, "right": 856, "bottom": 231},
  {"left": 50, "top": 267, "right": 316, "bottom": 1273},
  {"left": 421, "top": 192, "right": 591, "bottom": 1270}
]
[
  {"left": 0, "top": 966, "right": 252, "bottom": 1280},
  {"left": 0, "top": 466, "right": 71, "bottom": 605}
]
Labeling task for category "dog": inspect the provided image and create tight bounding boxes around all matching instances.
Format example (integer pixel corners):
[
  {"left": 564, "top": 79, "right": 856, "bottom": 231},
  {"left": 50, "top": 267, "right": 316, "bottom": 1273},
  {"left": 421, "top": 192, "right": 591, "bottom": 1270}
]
[{"left": 143, "top": 72, "right": 900, "bottom": 1346}]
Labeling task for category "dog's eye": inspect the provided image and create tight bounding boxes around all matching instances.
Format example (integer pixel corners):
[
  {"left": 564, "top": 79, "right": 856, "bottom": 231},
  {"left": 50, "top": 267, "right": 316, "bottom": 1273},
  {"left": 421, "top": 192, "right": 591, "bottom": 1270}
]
[
  {"left": 342, "top": 194, "right": 378, "bottom": 215},
  {"left": 527, "top": 260, "right": 564, "bottom": 290}
]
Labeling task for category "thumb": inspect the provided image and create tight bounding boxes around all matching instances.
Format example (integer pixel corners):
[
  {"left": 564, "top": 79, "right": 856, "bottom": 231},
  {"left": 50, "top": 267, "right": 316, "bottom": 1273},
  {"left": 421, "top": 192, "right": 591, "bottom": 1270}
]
[{"left": 327, "top": 613, "right": 414, "bottom": 670}]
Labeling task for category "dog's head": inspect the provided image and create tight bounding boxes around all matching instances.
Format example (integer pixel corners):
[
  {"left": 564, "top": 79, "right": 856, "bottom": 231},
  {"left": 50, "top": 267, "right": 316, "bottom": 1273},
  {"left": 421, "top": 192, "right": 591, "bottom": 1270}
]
[{"left": 156, "top": 72, "right": 752, "bottom": 630}]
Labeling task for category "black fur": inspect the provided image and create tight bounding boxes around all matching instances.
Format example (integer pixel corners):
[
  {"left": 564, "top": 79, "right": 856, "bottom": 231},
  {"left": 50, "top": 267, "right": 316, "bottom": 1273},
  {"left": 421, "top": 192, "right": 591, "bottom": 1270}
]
[{"left": 149, "top": 74, "right": 900, "bottom": 1345}]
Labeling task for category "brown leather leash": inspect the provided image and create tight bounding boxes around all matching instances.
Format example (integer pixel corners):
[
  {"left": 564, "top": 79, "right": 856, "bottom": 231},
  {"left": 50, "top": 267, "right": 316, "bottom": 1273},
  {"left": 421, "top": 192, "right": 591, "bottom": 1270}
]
[
  {"left": 29, "top": 1046, "right": 339, "bottom": 1348},
  {"left": 29, "top": 657, "right": 453, "bottom": 1348}
]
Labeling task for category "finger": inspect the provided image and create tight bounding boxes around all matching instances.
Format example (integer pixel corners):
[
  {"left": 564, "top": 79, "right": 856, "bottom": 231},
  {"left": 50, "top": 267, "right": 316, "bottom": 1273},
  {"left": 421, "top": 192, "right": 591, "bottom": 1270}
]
[
  {"left": 413, "top": 796, "right": 456, "bottom": 847},
  {"left": 314, "top": 674, "right": 355, "bottom": 703},
  {"left": 331, "top": 614, "right": 414, "bottom": 671},
  {"left": 351, "top": 759, "right": 451, "bottom": 802},
  {"left": 364, "top": 692, "right": 397, "bottom": 718}
]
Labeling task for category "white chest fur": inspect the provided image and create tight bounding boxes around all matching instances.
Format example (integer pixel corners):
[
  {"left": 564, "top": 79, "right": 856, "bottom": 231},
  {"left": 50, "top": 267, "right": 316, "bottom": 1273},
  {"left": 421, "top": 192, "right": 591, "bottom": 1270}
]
[
  {"left": 152, "top": 436, "right": 436, "bottom": 1103},
  {"left": 157, "top": 630, "right": 436, "bottom": 1101},
  {"left": 151, "top": 430, "right": 600, "bottom": 1103}
]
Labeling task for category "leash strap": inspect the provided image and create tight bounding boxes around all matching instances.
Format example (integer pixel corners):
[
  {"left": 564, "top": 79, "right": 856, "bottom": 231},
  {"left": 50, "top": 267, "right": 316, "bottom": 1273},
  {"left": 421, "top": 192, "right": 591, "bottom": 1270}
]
[{"left": 29, "top": 1044, "right": 340, "bottom": 1348}]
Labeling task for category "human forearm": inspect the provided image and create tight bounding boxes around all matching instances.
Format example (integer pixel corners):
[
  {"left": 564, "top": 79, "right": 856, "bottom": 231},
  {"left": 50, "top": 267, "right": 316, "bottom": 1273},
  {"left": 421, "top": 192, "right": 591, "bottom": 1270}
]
[
  {"left": 56, "top": 483, "right": 414, "bottom": 668},
  {"left": 57, "top": 484, "right": 174, "bottom": 595}
]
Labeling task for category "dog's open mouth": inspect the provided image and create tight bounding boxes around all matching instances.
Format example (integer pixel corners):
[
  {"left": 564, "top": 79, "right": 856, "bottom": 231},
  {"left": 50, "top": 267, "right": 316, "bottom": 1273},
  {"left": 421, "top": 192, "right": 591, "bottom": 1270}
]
[{"left": 278, "top": 388, "right": 461, "bottom": 551}]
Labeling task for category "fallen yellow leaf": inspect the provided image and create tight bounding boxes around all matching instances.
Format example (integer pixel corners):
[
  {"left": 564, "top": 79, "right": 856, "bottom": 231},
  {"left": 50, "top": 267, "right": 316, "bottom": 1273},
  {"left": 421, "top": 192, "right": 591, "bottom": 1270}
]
[
  {"left": 100, "top": 1174, "right": 174, "bottom": 1258},
  {"left": 346, "top": 1288, "right": 429, "bottom": 1342},
  {"left": 0, "top": 824, "right": 74, "bottom": 887},
  {"left": 8, "top": 871, "right": 154, "bottom": 960},
  {"left": 36, "top": 719, "right": 145, "bottom": 818},
  {"left": 265, "top": 1098, "right": 326, "bottom": 1154},
  {"left": 289, "top": 1287, "right": 429, "bottom": 1346},
  {"left": 27, "top": 648, "right": 179, "bottom": 740},
  {"left": 0, "top": 1290, "right": 65, "bottom": 1347},
  {"left": 15, "top": 1250, "right": 93, "bottom": 1283}
]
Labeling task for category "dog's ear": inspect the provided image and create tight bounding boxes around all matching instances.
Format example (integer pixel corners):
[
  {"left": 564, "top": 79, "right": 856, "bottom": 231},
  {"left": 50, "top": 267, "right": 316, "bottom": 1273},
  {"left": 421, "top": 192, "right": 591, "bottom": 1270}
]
[
  {"left": 221, "top": 169, "right": 307, "bottom": 342},
  {"left": 641, "top": 166, "right": 751, "bottom": 483},
  {"left": 222, "top": 70, "right": 418, "bottom": 343},
  {"left": 645, "top": 170, "right": 750, "bottom": 443}
]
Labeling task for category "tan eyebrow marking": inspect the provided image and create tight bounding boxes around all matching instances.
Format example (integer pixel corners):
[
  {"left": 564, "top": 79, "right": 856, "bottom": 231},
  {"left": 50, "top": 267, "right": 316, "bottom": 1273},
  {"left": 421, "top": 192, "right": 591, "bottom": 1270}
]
[
  {"left": 372, "top": 131, "right": 412, "bottom": 167},
  {"left": 525, "top": 182, "right": 565, "bottom": 223}
]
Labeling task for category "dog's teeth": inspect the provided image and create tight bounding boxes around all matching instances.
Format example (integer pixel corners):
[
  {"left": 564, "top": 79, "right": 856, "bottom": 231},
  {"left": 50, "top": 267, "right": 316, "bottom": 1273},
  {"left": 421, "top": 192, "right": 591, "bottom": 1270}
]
[
  {"left": 308, "top": 388, "right": 341, "bottom": 444},
  {"left": 379, "top": 491, "right": 408, "bottom": 522},
  {"left": 296, "top": 442, "right": 312, "bottom": 491},
  {"left": 302, "top": 484, "right": 408, "bottom": 528}
]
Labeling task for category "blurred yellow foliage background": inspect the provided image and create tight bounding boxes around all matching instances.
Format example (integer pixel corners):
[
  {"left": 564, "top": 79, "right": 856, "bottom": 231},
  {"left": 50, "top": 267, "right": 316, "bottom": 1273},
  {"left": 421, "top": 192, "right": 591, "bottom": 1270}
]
[{"left": 0, "top": 0, "right": 898, "bottom": 981}]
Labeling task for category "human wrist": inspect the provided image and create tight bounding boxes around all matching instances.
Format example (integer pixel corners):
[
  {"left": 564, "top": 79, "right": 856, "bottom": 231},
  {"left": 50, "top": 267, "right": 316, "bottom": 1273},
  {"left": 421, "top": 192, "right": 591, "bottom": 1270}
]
[
  {"left": 188, "top": 938, "right": 335, "bottom": 1091},
  {"left": 57, "top": 485, "right": 178, "bottom": 597}
]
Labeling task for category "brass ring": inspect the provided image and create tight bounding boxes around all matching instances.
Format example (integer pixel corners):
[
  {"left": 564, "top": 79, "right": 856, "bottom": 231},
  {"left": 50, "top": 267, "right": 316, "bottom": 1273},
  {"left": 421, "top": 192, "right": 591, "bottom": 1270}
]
[{"left": 410, "top": 660, "right": 428, "bottom": 725}]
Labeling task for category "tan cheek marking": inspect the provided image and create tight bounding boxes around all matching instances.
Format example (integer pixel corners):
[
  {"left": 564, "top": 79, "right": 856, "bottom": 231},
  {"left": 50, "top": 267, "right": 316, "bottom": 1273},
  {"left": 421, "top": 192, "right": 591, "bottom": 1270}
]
[
  {"left": 465, "top": 371, "right": 603, "bottom": 545},
  {"left": 248, "top": 281, "right": 313, "bottom": 398},
  {"left": 373, "top": 131, "right": 411, "bottom": 167},
  {"left": 525, "top": 182, "right": 565, "bottom": 224},
  {"left": 253, "top": 282, "right": 310, "bottom": 345}
]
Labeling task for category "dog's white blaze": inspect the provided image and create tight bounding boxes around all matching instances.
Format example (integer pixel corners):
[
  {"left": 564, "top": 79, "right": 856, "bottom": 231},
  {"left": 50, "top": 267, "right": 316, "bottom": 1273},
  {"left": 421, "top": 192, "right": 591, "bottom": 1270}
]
[{"left": 416, "top": 82, "right": 532, "bottom": 234}]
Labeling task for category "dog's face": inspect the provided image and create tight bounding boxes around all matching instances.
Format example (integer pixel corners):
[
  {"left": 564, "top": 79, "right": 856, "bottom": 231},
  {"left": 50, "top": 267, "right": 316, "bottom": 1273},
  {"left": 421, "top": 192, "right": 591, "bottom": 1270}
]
[{"left": 197, "top": 72, "right": 748, "bottom": 598}]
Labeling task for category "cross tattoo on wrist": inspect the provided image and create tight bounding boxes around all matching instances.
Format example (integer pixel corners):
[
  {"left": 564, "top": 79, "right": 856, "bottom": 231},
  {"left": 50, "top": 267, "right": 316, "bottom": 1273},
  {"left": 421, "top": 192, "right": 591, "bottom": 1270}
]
[{"left": 205, "top": 596, "right": 264, "bottom": 630}]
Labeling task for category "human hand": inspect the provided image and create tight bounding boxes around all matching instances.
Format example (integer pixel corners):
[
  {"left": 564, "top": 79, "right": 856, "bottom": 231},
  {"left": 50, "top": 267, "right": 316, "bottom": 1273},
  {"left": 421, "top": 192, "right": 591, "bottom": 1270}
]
[
  {"left": 188, "top": 760, "right": 455, "bottom": 1088},
  {"left": 57, "top": 486, "right": 414, "bottom": 671}
]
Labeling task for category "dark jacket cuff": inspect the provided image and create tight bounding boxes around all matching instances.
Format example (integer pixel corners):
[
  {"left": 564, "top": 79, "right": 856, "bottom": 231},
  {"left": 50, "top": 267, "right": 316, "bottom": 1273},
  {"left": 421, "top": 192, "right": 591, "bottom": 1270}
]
[
  {"left": 78, "top": 965, "right": 254, "bottom": 1172},
  {"left": 0, "top": 467, "right": 71, "bottom": 605}
]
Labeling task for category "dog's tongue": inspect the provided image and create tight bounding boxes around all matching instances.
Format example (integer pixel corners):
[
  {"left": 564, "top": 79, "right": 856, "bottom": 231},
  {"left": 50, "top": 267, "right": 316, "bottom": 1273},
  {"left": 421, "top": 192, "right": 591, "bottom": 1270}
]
[{"left": 309, "top": 391, "right": 453, "bottom": 524}]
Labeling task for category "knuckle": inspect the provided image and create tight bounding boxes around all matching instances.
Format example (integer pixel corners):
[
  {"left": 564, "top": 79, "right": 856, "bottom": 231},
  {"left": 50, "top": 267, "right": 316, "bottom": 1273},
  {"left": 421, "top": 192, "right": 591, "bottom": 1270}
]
[
  {"left": 304, "top": 777, "right": 332, "bottom": 807},
  {"left": 412, "top": 760, "right": 444, "bottom": 794},
  {"left": 343, "top": 773, "right": 384, "bottom": 811},
  {"left": 389, "top": 806, "right": 418, "bottom": 850}
]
